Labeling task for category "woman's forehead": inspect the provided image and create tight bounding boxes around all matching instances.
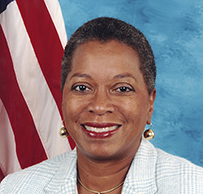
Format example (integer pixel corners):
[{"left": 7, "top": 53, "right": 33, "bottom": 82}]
[
  {"left": 66, "top": 40, "right": 146, "bottom": 88},
  {"left": 71, "top": 40, "right": 139, "bottom": 69}
]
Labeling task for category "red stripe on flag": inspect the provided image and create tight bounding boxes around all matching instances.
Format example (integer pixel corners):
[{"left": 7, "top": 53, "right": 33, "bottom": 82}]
[
  {"left": 16, "top": 0, "right": 63, "bottom": 114},
  {"left": 0, "top": 168, "right": 4, "bottom": 182},
  {"left": 16, "top": 0, "right": 76, "bottom": 149},
  {"left": 0, "top": 26, "right": 48, "bottom": 169}
]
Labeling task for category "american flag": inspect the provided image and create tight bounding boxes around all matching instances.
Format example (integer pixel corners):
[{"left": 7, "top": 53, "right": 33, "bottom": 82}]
[{"left": 0, "top": 0, "right": 75, "bottom": 182}]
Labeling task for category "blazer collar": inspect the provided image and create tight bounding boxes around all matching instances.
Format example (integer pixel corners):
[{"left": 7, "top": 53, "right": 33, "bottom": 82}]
[
  {"left": 122, "top": 137, "right": 157, "bottom": 193},
  {"left": 44, "top": 149, "right": 78, "bottom": 194}
]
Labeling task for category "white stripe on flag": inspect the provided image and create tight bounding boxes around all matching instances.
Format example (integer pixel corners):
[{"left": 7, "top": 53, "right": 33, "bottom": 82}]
[
  {"left": 0, "top": 99, "right": 22, "bottom": 175},
  {"left": 1, "top": 1, "right": 71, "bottom": 159},
  {"left": 44, "top": 0, "right": 67, "bottom": 48}
]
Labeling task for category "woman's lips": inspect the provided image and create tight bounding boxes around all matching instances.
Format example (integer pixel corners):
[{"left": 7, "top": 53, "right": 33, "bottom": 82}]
[{"left": 81, "top": 123, "right": 121, "bottom": 138}]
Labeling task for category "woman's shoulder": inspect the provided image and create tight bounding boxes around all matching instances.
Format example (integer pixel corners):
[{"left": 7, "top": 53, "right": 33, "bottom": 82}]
[
  {"left": 7, "top": 149, "right": 77, "bottom": 178},
  {"left": 156, "top": 147, "right": 203, "bottom": 170},
  {"left": 155, "top": 147, "right": 203, "bottom": 193},
  {"left": 0, "top": 149, "right": 77, "bottom": 193}
]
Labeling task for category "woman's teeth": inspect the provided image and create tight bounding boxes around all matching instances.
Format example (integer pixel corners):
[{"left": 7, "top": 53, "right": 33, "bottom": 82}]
[{"left": 84, "top": 125, "right": 118, "bottom": 133}]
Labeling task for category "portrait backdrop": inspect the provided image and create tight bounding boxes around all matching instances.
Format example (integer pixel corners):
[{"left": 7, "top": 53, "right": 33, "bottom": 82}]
[
  {"left": 59, "top": 0, "right": 203, "bottom": 167},
  {"left": 1, "top": 0, "right": 202, "bottom": 183}
]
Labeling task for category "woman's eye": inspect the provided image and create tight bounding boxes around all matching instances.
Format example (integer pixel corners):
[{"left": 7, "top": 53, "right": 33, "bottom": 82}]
[
  {"left": 116, "top": 86, "right": 134, "bottom": 93},
  {"left": 73, "top": 85, "right": 90, "bottom": 92}
]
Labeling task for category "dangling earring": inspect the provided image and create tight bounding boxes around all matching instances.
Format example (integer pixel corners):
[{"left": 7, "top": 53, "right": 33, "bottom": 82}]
[
  {"left": 59, "top": 125, "right": 69, "bottom": 138},
  {"left": 144, "top": 123, "right": 154, "bottom": 140}
]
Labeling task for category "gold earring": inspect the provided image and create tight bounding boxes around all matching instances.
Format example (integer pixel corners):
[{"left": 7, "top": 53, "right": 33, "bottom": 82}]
[
  {"left": 144, "top": 123, "right": 154, "bottom": 140},
  {"left": 59, "top": 126, "right": 69, "bottom": 138}
]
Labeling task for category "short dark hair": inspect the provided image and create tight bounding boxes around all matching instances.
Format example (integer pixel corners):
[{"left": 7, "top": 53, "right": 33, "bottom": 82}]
[{"left": 61, "top": 17, "right": 156, "bottom": 94}]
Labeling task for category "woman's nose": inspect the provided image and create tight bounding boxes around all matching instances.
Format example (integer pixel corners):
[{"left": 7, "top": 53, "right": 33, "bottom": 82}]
[{"left": 87, "top": 90, "right": 114, "bottom": 115}]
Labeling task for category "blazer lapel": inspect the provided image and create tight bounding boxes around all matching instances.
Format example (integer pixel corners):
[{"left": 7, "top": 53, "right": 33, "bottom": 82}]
[
  {"left": 44, "top": 150, "right": 77, "bottom": 194},
  {"left": 122, "top": 137, "right": 157, "bottom": 194}
]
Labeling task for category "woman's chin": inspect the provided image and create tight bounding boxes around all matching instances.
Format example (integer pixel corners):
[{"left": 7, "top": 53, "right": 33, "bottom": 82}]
[{"left": 77, "top": 143, "right": 128, "bottom": 162}]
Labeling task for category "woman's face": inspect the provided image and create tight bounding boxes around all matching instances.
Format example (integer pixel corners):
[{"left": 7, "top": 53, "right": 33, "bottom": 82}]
[{"left": 62, "top": 40, "right": 156, "bottom": 160}]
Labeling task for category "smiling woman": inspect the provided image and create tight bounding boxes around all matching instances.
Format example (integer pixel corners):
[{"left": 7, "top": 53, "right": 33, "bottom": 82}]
[
  {"left": 1, "top": 17, "right": 203, "bottom": 194},
  {"left": 62, "top": 40, "right": 154, "bottom": 162}
]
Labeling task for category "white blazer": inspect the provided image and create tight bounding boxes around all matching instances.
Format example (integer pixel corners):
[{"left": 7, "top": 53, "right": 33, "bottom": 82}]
[{"left": 1, "top": 138, "right": 203, "bottom": 193}]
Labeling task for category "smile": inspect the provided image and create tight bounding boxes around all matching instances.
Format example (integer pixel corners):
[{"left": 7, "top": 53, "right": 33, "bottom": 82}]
[
  {"left": 81, "top": 123, "right": 121, "bottom": 138},
  {"left": 83, "top": 125, "right": 119, "bottom": 133}
]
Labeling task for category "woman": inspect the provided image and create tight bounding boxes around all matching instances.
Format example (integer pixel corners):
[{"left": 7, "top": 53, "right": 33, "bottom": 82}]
[{"left": 0, "top": 17, "right": 203, "bottom": 194}]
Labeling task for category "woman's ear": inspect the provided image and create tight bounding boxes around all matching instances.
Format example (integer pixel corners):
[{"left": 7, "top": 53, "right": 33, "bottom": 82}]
[{"left": 147, "top": 88, "right": 156, "bottom": 124}]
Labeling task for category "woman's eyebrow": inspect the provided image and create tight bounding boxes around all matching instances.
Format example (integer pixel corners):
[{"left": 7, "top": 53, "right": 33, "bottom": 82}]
[
  {"left": 69, "top": 73, "right": 137, "bottom": 82},
  {"left": 113, "top": 73, "right": 137, "bottom": 82},
  {"left": 69, "top": 73, "right": 92, "bottom": 80}
]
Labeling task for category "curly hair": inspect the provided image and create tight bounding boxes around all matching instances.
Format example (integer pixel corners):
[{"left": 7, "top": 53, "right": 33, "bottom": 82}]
[{"left": 61, "top": 17, "right": 156, "bottom": 94}]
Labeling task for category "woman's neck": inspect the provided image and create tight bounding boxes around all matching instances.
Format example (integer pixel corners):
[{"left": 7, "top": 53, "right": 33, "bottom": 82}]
[{"left": 76, "top": 148, "right": 136, "bottom": 194}]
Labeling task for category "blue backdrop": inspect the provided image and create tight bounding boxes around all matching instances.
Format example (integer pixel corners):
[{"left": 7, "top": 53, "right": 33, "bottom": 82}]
[{"left": 58, "top": 0, "right": 203, "bottom": 167}]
